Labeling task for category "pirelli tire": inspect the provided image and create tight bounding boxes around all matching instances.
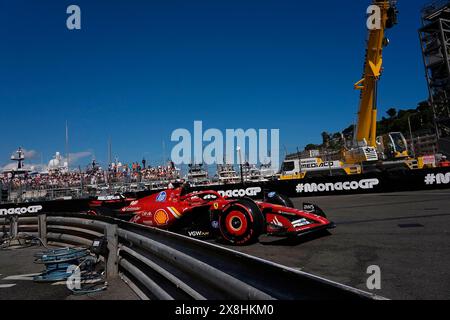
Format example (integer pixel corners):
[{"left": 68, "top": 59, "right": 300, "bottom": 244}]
[{"left": 218, "top": 199, "right": 265, "bottom": 245}]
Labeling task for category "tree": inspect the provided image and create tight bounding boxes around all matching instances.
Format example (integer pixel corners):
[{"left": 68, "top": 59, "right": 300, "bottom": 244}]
[
  {"left": 386, "top": 108, "right": 397, "bottom": 119},
  {"left": 332, "top": 132, "right": 342, "bottom": 140},
  {"left": 302, "top": 101, "right": 438, "bottom": 156},
  {"left": 305, "top": 144, "right": 320, "bottom": 151},
  {"left": 342, "top": 124, "right": 354, "bottom": 136},
  {"left": 321, "top": 132, "right": 331, "bottom": 147}
]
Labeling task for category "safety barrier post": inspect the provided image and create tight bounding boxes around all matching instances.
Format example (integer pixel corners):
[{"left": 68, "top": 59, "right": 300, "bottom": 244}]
[
  {"left": 38, "top": 214, "right": 47, "bottom": 246},
  {"left": 106, "top": 223, "right": 119, "bottom": 279},
  {"left": 9, "top": 215, "right": 18, "bottom": 238}
]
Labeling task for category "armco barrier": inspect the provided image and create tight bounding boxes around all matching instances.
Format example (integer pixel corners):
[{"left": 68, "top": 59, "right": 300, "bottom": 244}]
[
  {"left": 3, "top": 213, "right": 385, "bottom": 300},
  {"left": 0, "top": 216, "right": 7, "bottom": 238}
]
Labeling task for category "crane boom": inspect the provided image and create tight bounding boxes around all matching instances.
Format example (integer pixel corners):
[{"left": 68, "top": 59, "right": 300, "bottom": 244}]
[{"left": 355, "top": 0, "right": 398, "bottom": 148}]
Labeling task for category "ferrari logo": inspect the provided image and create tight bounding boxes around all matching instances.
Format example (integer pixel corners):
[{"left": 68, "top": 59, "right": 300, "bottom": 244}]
[
  {"left": 213, "top": 203, "right": 219, "bottom": 210},
  {"left": 154, "top": 209, "right": 169, "bottom": 225}
]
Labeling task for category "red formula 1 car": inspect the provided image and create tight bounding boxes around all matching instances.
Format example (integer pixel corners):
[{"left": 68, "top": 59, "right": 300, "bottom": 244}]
[{"left": 96, "top": 187, "right": 334, "bottom": 245}]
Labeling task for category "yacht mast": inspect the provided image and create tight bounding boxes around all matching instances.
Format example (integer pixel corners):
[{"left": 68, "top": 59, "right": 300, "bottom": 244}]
[{"left": 65, "top": 121, "right": 70, "bottom": 170}]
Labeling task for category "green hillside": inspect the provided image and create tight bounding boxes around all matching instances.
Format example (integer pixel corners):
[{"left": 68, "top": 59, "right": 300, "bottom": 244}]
[{"left": 305, "top": 101, "right": 437, "bottom": 151}]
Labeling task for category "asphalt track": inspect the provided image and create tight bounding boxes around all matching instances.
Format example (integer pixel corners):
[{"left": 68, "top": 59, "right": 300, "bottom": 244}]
[{"left": 219, "top": 189, "right": 450, "bottom": 300}]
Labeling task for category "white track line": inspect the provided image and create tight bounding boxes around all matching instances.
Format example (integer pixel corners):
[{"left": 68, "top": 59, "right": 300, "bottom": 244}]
[
  {"left": 52, "top": 279, "right": 104, "bottom": 286},
  {"left": 2, "top": 273, "right": 40, "bottom": 281},
  {"left": 0, "top": 284, "right": 17, "bottom": 289}
]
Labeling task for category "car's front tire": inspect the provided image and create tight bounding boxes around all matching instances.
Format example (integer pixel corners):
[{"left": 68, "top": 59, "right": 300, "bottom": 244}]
[{"left": 218, "top": 199, "right": 264, "bottom": 245}]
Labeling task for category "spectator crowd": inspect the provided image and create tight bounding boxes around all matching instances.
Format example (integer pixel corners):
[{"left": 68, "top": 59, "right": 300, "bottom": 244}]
[
  {"left": 1, "top": 161, "right": 180, "bottom": 191},
  {"left": 0, "top": 171, "right": 106, "bottom": 190}
]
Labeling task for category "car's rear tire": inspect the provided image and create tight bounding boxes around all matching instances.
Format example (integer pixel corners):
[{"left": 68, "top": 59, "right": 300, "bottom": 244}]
[{"left": 218, "top": 199, "right": 264, "bottom": 245}]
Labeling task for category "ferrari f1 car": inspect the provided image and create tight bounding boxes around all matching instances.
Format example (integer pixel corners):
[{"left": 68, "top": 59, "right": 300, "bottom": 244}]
[{"left": 90, "top": 187, "right": 334, "bottom": 245}]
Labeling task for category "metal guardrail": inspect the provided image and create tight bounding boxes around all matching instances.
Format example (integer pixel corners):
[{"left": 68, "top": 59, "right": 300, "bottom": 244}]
[
  {"left": 0, "top": 213, "right": 384, "bottom": 300},
  {"left": 0, "top": 216, "right": 39, "bottom": 239}
]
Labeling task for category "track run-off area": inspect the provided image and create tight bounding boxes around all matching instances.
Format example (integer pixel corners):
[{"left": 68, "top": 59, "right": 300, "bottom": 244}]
[{"left": 218, "top": 189, "right": 450, "bottom": 300}]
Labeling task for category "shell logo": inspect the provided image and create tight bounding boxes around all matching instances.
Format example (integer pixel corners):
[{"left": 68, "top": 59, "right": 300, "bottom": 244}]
[{"left": 154, "top": 209, "right": 169, "bottom": 226}]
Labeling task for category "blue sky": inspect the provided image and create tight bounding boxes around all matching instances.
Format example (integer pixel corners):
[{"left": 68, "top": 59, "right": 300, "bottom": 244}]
[{"left": 0, "top": 0, "right": 429, "bottom": 170}]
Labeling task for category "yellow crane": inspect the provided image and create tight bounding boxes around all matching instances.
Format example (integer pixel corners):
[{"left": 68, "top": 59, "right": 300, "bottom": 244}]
[
  {"left": 280, "top": 0, "right": 430, "bottom": 180},
  {"left": 356, "top": 0, "right": 395, "bottom": 148},
  {"left": 344, "top": 0, "right": 410, "bottom": 164}
]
